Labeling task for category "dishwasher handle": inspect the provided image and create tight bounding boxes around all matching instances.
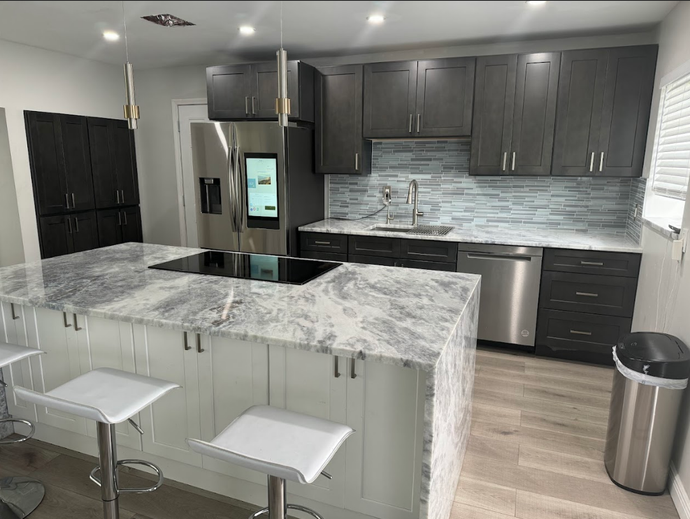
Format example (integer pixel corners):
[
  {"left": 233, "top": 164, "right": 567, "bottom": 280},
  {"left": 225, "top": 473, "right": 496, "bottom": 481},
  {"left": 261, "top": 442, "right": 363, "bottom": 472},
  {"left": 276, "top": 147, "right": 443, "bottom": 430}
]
[{"left": 464, "top": 252, "right": 534, "bottom": 262}]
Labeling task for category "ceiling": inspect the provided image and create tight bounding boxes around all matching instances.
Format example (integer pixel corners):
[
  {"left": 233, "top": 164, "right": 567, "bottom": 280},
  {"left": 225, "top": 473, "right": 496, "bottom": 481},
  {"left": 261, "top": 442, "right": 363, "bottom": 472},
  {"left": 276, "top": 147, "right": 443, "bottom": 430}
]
[{"left": 0, "top": 1, "right": 678, "bottom": 69}]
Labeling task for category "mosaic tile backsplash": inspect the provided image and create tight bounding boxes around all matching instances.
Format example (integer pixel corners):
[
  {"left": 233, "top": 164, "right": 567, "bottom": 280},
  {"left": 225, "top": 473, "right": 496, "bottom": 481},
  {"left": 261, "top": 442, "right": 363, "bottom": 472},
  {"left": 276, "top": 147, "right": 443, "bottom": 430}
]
[{"left": 329, "top": 140, "right": 644, "bottom": 239}]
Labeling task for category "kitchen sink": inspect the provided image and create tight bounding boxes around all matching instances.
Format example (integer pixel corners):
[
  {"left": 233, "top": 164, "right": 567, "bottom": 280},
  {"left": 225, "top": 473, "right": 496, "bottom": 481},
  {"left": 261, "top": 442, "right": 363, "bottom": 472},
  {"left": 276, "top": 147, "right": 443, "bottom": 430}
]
[{"left": 369, "top": 224, "right": 454, "bottom": 236}]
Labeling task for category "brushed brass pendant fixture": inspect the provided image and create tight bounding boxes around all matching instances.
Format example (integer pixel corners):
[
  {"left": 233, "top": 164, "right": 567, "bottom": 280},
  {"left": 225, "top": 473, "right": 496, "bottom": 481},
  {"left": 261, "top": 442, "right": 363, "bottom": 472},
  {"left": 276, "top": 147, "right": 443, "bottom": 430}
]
[
  {"left": 276, "top": 1, "right": 290, "bottom": 127},
  {"left": 122, "top": 2, "right": 140, "bottom": 130}
]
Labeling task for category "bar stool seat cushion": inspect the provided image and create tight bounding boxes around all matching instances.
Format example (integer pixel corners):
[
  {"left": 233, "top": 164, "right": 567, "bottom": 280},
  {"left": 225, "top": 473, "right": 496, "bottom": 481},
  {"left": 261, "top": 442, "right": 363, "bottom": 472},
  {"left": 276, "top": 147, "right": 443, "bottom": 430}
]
[
  {"left": 0, "top": 342, "right": 43, "bottom": 369},
  {"left": 187, "top": 405, "right": 353, "bottom": 485},
  {"left": 14, "top": 368, "right": 179, "bottom": 424}
]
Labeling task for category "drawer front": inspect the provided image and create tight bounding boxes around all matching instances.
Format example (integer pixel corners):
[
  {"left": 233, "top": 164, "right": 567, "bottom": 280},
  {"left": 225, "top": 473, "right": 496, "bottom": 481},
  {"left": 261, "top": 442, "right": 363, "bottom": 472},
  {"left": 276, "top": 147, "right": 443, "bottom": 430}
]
[
  {"left": 300, "top": 232, "right": 348, "bottom": 254},
  {"left": 400, "top": 240, "right": 457, "bottom": 264},
  {"left": 349, "top": 236, "right": 400, "bottom": 258},
  {"left": 348, "top": 254, "right": 397, "bottom": 267},
  {"left": 300, "top": 250, "right": 347, "bottom": 262},
  {"left": 536, "top": 309, "right": 631, "bottom": 366},
  {"left": 399, "top": 259, "right": 457, "bottom": 272},
  {"left": 540, "top": 272, "right": 637, "bottom": 317},
  {"left": 544, "top": 249, "right": 641, "bottom": 278}
]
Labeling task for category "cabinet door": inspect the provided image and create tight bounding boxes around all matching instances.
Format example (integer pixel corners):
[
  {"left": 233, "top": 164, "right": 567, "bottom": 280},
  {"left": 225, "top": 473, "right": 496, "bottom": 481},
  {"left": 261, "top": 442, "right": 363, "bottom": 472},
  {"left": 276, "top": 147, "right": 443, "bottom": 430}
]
[
  {"left": 197, "top": 337, "right": 268, "bottom": 483},
  {"left": 112, "top": 121, "right": 139, "bottom": 205},
  {"left": 269, "top": 347, "right": 347, "bottom": 507},
  {"left": 120, "top": 206, "right": 143, "bottom": 243},
  {"left": 96, "top": 209, "right": 123, "bottom": 247},
  {"left": 0, "top": 303, "right": 37, "bottom": 422},
  {"left": 29, "top": 308, "right": 87, "bottom": 434},
  {"left": 88, "top": 118, "right": 119, "bottom": 208},
  {"left": 470, "top": 55, "right": 517, "bottom": 176},
  {"left": 77, "top": 316, "right": 142, "bottom": 450},
  {"left": 551, "top": 49, "right": 608, "bottom": 176},
  {"left": 206, "top": 64, "right": 253, "bottom": 119},
  {"left": 345, "top": 360, "right": 425, "bottom": 519},
  {"left": 25, "top": 111, "right": 69, "bottom": 215},
  {"left": 416, "top": 58, "right": 475, "bottom": 137},
  {"left": 363, "top": 61, "right": 418, "bottom": 138},
  {"left": 254, "top": 61, "right": 311, "bottom": 121},
  {"left": 315, "top": 65, "right": 370, "bottom": 174},
  {"left": 597, "top": 46, "right": 657, "bottom": 178},
  {"left": 39, "top": 215, "right": 72, "bottom": 258},
  {"left": 510, "top": 53, "right": 560, "bottom": 176},
  {"left": 134, "top": 326, "right": 202, "bottom": 466},
  {"left": 71, "top": 212, "right": 100, "bottom": 253},
  {"left": 60, "top": 115, "right": 95, "bottom": 211}
]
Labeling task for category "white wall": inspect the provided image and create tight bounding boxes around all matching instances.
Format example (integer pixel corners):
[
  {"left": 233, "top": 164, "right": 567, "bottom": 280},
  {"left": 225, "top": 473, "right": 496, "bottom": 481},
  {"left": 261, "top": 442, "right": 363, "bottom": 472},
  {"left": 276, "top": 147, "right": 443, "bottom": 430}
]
[
  {"left": 0, "top": 108, "right": 24, "bottom": 267},
  {"left": 631, "top": 0, "right": 690, "bottom": 505},
  {"left": 0, "top": 39, "right": 124, "bottom": 262}
]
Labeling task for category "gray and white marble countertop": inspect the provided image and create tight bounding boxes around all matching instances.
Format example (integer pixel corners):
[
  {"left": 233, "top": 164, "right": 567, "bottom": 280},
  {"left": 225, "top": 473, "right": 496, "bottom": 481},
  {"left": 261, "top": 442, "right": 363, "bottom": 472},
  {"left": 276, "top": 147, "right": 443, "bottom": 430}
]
[
  {"left": 0, "top": 243, "right": 480, "bottom": 372},
  {"left": 299, "top": 219, "right": 642, "bottom": 253}
]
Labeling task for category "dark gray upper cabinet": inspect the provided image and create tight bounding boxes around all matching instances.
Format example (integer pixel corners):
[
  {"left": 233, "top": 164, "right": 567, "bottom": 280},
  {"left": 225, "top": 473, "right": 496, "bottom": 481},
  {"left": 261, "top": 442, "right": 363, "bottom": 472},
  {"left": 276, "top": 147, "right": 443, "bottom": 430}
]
[
  {"left": 470, "top": 55, "right": 517, "bottom": 176},
  {"left": 363, "top": 61, "right": 418, "bottom": 138},
  {"left": 597, "top": 46, "right": 657, "bottom": 177},
  {"left": 363, "top": 58, "right": 475, "bottom": 138},
  {"left": 416, "top": 58, "right": 475, "bottom": 137},
  {"left": 510, "top": 52, "right": 561, "bottom": 176},
  {"left": 207, "top": 61, "right": 315, "bottom": 122},
  {"left": 315, "top": 65, "right": 371, "bottom": 175},
  {"left": 552, "top": 45, "right": 657, "bottom": 177}
]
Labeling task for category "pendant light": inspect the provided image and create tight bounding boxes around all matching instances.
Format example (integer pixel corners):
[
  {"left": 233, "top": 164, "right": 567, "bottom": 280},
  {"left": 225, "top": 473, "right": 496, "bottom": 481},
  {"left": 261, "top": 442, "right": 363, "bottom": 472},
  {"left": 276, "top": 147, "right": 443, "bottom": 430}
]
[
  {"left": 122, "top": 1, "right": 140, "bottom": 129},
  {"left": 276, "top": 1, "right": 290, "bottom": 127}
]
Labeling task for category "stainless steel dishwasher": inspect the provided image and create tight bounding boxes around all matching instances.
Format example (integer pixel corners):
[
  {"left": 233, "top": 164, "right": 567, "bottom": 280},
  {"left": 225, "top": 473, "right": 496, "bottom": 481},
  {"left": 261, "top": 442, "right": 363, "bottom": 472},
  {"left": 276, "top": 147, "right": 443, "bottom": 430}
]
[{"left": 457, "top": 244, "right": 543, "bottom": 347}]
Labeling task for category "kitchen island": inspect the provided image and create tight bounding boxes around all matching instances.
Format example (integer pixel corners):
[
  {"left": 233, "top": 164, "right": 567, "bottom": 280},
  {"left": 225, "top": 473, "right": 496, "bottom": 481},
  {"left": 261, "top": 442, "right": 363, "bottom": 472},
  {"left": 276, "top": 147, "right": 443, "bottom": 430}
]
[{"left": 0, "top": 243, "right": 480, "bottom": 519}]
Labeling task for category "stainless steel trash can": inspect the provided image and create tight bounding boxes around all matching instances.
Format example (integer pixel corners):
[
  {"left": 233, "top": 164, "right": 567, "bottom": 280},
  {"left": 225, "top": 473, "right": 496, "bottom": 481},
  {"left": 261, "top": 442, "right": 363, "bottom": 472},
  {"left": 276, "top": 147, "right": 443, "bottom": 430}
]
[{"left": 605, "top": 333, "right": 690, "bottom": 495}]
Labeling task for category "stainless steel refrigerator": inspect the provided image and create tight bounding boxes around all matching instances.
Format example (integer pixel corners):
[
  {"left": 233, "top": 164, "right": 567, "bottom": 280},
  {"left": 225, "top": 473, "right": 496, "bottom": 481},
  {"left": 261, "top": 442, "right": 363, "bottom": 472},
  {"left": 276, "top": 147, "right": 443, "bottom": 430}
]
[{"left": 190, "top": 121, "right": 323, "bottom": 256}]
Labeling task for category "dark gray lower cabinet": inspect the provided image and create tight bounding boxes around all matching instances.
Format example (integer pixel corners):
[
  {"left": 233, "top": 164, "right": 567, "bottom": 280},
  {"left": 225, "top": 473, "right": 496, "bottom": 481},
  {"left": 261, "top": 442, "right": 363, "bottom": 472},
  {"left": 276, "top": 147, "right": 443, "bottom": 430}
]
[
  {"left": 97, "top": 207, "right": 143, "bottom": 247},
  {"left": 39, "top": 212, "right": 99, "bottom": 259},
  {"left": 349, "top": 254, "right": 397, "bottom": 267},
  {"left": 301, "top": 250, "right": 347, "bottom": 262}
]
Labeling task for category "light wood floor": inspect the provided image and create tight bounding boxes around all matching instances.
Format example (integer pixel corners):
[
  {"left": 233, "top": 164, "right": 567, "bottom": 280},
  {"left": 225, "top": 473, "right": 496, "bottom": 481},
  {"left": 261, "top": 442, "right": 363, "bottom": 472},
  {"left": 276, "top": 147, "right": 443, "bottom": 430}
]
[
  {"left": 1, "top": 347, "right": 680, "bottom": 519},
  {"left": 454, "top": 347, "right": 680, "bottom": 519}
]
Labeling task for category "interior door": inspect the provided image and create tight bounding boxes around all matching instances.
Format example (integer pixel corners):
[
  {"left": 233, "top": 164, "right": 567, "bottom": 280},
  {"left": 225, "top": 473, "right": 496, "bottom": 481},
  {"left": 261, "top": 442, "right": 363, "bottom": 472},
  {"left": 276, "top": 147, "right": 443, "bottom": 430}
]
[
  {"left": 363, "top": 61, "right": 418, "bottom": 138},
  {"left": 510, "top": 52, "right": 561, "bottom": 176},
  {"left": 60, "top": 114, "right": 95, "bottom": 211},
  {"left": 88, "top": 118, "right": 119, "bottom": 208},
  {"left": 71, "top": 212, "right": 100, "bottom": 253},
  {"left": 470, "top": 55, "right": 518, "bottom": 176}
]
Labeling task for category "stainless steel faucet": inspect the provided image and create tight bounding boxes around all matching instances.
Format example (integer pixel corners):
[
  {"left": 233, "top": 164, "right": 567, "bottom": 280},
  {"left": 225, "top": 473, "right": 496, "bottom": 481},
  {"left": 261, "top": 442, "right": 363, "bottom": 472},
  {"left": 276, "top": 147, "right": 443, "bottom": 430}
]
[{"left": 406, "top": 180, "right": 424, "bottom": 226}]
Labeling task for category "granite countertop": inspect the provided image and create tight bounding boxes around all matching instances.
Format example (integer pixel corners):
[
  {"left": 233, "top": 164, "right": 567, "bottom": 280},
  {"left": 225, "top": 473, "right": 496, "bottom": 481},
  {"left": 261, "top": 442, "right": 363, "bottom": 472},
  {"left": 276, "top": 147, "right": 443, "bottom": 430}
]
[
  {"left": 0, "top": 243, "right": 480, "bottom": 372},
  {"left": 299, "top": 219, "right": 643, "bottom": 253}
]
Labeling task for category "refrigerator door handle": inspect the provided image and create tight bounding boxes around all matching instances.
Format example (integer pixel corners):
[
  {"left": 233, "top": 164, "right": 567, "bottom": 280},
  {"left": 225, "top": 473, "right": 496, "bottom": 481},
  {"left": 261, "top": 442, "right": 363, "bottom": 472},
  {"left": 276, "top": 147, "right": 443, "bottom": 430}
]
[
  {"left": 237, "top": 146, "right": 246, "bottom": 232},
  {"left": 228, "top": 144, "right": 237, "bottom": 231}
]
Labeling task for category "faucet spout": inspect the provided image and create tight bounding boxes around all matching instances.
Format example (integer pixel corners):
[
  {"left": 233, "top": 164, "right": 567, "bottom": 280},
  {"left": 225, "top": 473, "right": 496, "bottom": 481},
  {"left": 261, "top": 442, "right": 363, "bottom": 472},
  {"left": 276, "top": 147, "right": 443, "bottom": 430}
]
[{"left": 406, "top": 180, "right": 423, "bottom": 226}]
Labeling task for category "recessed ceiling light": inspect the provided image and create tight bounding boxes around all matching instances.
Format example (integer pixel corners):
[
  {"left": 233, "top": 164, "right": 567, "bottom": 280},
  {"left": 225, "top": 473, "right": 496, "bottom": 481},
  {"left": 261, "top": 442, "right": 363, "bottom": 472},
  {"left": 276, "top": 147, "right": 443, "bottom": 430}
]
[
  {"left": 526, "top": 1, "right": 547, "bottom": 5},
  {"left": 239, "top": 26, "right": 256, "bottom": 35},
  {"left": 367, "top": 14, "right": 385, "bottom": 24},
  {"left": 103, "top": 30, "right": 120, "bottom": 42}
]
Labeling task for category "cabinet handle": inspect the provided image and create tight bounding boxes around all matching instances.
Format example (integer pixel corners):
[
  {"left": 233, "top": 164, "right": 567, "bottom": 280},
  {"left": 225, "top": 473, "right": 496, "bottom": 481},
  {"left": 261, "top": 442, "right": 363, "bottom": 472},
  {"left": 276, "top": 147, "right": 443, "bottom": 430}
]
[
  {"left": 575, "top": 291, "right": 599, "bottom": 298},
  {"left": 589, "top": 152, "right": 595, "bottom": 172},
  {"left": 123, "top": 211, "right": 128, "bottom": 226},
  {"left": 502, "top": 152, "right": 508, "bottom": 172},
  {"left": 350, "top": 358, "right": 357, "bottom": 379},
  {"left": 416, "top": 114, "right": 421, "bottom": 133},
  {"left": 116, "top": 190, "right": 120, "bottom": 204},
  {"left": 74, "top": 217, "right": 80, "bottom": 233},
  {"left": 580, "top": 260, "right": 604, "bottom": 266},
  {"left": 599, "top": 152, "right": 605, "bottom": 172},
  {"left": 10, "top": 304, "right": 19, "bottom": 320},
  {"left": 251, "top": 96, "right": 256, "bottom": 115},
  {"left": 71, "top": 193, "right": 76, "bottom": 209},
  {"left": 334, "top": 357, "right": 341, "bottom": 378},
  {"left": 65, "top": 193, "right": 70, "bottom": 209},
  {"left": 67, "top": 217, "right": 73, "bottom": 234},
  {"left": 245, "top": 97, "right": 250, "bottom": 115},
  {"left": 314, "top": 241, "right": 330, "bottom": 245},
  {"left": 121, "top": 190, "right": 125, "bottom": 204},
  {"left": 63, "top": 312, "right": 72, "bottom": 328},
  {"left": 355, "top": 153, "right": 359, "bottom": 171},
  {"left": 408, "top": 114, "right": 413, "bottom": 133},
  {"left": 183, "top": 332, "right": 192, "bottom": 351},
  {"left": 511, "top": 151, "right": 516, "bottom": 171},
  {"left": 196, "top": 334, "right": 204, "bottom": 353},
  {"left": 570, "top": 329, "right": 593, "bottom": 336},
  {"left": 73, "top": 314, "right": 82, "bottom": 331},
  {"left": 118, "top": 212, "right": 122, "bottom": 226}
]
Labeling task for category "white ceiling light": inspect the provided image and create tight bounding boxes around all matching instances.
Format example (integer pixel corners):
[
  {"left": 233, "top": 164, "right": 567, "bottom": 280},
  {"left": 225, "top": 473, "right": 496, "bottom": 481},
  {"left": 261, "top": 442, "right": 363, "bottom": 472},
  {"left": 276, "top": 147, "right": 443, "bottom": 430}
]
[
  {"left": 239, "top": 25, "right": 256, "bottom": 35},
  {"left": 102, "top": 30, "right": 120, "bottom": 41},
  {"left": 367, "top": 14, "right": 385, "bottom": 24},
  {"left": 526, "top": 1, "right": 547, "bottom": 5}
]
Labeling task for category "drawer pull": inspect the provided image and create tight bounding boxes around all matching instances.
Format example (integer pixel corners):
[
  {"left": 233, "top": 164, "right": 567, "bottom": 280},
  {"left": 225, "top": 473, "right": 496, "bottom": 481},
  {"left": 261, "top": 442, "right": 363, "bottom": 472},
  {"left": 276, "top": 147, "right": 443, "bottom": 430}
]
[
  {"left": 314, "top": 241, "right": 331, "bottom": 245},
  {"left": 580, "top": 261, "right": 604, "bottom": 266},
  {"left": 575, "top": 292, "right": 599, "bottom": 298},
  {"left": 570, "top": 329, "right": 593, "bottom": 336}
]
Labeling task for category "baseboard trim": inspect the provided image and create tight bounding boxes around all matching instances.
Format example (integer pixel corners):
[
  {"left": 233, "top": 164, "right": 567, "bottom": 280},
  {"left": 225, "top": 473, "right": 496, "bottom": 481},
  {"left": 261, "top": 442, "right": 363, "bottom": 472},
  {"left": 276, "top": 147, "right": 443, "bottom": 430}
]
[{"left": 671, "top": 462, "right": 690, "bottom": 519}]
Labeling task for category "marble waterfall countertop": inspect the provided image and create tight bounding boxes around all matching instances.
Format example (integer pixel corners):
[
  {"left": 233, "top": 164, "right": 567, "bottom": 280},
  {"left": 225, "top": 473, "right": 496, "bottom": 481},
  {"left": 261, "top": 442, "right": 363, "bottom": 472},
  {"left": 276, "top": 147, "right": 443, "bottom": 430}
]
[
  {"left": 0, "top": 243, "right": 480, "bottom": 372},
  {"left": 299, "top": 219, "right": 643, "bottom": 253}
]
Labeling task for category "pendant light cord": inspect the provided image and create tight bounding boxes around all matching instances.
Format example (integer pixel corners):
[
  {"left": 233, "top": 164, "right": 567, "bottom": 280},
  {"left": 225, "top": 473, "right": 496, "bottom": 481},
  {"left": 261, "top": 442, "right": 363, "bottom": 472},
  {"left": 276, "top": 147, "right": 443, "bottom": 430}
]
[
  {"left": 122, "top": 1, "right": 130, "bottom": 62},
  {"left": 280, "top": 1, "right": 283, "bottom": 49}
]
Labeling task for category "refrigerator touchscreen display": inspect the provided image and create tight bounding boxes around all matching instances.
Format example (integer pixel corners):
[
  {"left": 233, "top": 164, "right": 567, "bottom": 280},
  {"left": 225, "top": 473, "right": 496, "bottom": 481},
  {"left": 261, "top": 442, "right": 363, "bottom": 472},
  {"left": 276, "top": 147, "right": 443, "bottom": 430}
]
[{"left": 245, "top": 153, "right": 279, "bottom": 220}]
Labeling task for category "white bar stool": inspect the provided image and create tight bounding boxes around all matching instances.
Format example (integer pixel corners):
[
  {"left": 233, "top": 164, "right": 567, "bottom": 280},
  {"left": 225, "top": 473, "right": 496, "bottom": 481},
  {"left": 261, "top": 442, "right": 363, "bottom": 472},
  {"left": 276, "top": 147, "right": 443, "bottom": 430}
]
[
  {"left": 15, "top": 368, "right": 179, "bottom": 519},
  {"left": 187, "top": 405, "right": 354, "bottom": 519},
  {"left": 0, "top": 342, "right": 45, "bottom": 518}
]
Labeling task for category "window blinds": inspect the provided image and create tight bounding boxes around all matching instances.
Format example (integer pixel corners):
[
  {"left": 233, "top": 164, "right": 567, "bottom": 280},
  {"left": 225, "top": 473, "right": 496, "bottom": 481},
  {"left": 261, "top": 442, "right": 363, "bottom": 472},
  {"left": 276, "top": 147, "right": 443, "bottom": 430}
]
[{"left": 652, "top": 74, "right": 690, "bottom": 200}]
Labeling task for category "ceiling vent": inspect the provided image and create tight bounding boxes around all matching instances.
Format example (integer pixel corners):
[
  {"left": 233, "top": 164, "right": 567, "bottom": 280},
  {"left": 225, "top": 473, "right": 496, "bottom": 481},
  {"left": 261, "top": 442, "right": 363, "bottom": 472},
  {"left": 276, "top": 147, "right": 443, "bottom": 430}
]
[{"left": 141, "top": 14, "right": 195, "bottom": 27}]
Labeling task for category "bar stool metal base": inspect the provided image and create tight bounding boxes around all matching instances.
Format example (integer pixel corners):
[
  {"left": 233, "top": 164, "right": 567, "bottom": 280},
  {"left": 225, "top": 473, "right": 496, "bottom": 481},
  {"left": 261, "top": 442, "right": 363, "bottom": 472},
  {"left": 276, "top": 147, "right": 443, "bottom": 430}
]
[
  {"left": 249, "top": 476, "right": 324, "bottom": 519},
  {"left": 0, "top": 477, "right": 45, "bottom": 519}
]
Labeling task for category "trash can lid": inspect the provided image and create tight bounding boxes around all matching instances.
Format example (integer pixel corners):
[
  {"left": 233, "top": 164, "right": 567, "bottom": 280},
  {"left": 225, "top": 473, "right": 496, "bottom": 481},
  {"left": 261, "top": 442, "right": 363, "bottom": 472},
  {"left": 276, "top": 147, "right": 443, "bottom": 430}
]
[{"left": 616, "top": 333, "right": 690, "bottom": 380}]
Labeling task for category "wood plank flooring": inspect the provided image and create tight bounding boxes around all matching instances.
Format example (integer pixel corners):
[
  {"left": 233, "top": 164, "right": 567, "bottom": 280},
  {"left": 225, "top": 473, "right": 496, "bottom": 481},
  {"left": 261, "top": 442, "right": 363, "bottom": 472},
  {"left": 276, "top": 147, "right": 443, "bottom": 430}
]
[
  {"left": 455, "top": 347, "right": 680, "bottom": 519},
  {"left": 0, "top": 346, "right": 679, "bottom": 518}
]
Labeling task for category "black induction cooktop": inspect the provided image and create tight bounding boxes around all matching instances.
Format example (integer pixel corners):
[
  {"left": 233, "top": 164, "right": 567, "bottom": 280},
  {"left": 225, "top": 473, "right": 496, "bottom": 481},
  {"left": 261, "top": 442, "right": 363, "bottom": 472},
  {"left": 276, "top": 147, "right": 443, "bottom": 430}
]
[{"left": 149, "top": 251, "right": 340, "bottom": 285}]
